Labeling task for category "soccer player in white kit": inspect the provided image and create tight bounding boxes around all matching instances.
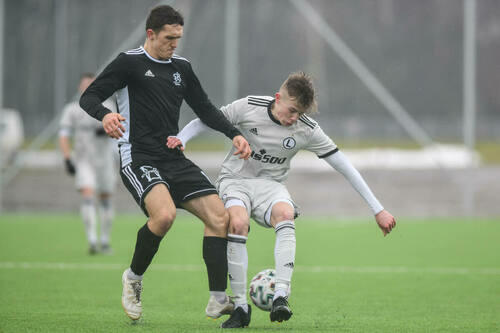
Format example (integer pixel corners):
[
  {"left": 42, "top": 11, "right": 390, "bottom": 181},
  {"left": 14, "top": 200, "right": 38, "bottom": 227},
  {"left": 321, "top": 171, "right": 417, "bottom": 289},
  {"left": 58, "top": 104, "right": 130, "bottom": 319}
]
[
  {"left": 167, "top": 72, "right": 396, "bottom": 328},
  {"left": 59, "top": 73, "right": 118, "bottom": 255}
]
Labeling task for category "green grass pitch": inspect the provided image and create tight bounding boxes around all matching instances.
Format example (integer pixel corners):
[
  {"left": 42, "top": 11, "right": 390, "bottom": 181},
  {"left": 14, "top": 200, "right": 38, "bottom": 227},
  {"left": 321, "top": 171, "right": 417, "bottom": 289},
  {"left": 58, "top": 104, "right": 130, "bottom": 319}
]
[{"left": 1, "top": 214, "right": 499, "bottom": 332}]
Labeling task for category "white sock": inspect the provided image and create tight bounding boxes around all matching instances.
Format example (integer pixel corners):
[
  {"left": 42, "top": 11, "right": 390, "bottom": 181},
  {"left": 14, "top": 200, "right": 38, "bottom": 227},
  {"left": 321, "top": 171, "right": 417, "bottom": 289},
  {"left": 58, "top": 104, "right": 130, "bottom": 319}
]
[
  {"left": 99, "top": 198, "right": 114, "bottom": 245},
  {"left": 227, "top": 233, "right": 248, "bottom": 306},
  {"left": 81, "top": 198, "right": 97, "bottom": 245},
  {"left": 274, "top": 220, "right": 295, "bottom": 300},
  {"left": 126, "top": 267, "right": 143, "bottom": 281},
  {"left": 210, "top": 291, "right": 227, "bottom": 304},
  {"left": 236, "top": 303, "right": 249, "bottom": 313}
]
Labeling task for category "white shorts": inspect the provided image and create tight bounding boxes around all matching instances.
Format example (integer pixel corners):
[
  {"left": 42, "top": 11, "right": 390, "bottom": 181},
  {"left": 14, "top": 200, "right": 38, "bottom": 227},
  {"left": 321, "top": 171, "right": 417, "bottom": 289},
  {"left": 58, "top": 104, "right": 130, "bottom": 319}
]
[
  {"left": 217, "top": 177, "right": 299, "bottom": 228},
  {"left": 75, "top": 154, "right": 116, "bottom": 193}
]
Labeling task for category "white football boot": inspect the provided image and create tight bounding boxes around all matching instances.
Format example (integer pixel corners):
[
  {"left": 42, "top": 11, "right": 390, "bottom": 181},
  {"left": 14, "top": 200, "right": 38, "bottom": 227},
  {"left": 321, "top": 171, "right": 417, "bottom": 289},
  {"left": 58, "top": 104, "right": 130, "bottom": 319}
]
[
  {"left": 121, "top": 270, "right": 142, "bottom": 320},
  {"left": 205, "top": 295, "right": 234, "bottom": 319}
]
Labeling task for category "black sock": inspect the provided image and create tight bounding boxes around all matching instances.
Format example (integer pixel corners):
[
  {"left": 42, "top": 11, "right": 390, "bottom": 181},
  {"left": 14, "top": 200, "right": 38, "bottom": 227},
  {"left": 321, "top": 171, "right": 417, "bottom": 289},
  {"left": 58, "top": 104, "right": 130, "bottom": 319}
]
[
  {"left": 130, "top": 223, "right": 163, "bottom": 276},
  {"left": 203, "top": 236, "right": 228, "bottom": 291}
]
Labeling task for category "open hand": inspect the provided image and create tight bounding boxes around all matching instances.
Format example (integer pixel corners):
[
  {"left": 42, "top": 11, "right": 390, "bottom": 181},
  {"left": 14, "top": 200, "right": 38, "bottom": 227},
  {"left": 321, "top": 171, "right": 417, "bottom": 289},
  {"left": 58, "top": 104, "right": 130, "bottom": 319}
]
[{"left": 102, "top": 113, "right": 126, "bottom": 139}]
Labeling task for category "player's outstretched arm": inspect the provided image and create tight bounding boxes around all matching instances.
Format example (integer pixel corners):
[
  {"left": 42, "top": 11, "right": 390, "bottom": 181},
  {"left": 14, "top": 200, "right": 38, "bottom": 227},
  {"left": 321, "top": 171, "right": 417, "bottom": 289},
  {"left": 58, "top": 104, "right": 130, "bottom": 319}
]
[
  {"left": 102, "top": 113, "right": 126, "bottom": 139},
  {"left": 167, "top": 117, "right": 251, "bottom": 159},
  {"left": 375, "top": 209, "right": 396, "bottom": 236},
  {"left": 169, "top": 134, "right": 251, "bottom": 159},
  {"left": 166, "top": 118, "right": 210, "bottom": 151},
  {"left": 323, "top": 150, "right": 396, "bottom": 236}
]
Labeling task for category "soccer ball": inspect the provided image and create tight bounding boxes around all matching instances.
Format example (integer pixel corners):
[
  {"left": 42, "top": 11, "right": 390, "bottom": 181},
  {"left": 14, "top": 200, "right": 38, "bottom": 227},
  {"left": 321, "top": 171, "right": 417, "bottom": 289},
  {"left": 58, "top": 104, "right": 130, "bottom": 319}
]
[{"left": 249, "top": 269, "right": 276, "bottom": 311}]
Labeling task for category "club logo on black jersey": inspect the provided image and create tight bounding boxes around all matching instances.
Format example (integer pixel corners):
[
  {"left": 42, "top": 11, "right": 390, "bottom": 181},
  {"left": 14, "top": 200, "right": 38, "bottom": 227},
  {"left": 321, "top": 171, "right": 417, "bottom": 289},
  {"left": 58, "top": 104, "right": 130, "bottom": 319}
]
[
  {"left": 173, "top": 72, "right": 182, "bottom": 86},
  {"left": 139, "top": 166, "right": 161, "bottom": 182},
  {"left": 283, "top": 137, "right": 296, "bottom": 149}
]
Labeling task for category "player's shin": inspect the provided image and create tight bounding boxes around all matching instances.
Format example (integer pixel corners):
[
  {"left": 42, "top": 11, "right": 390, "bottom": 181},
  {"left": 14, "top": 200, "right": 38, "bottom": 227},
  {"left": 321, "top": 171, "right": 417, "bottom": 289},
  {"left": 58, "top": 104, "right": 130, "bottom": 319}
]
[
  {"left": 99, "top": 198, "right": 114, "bottom": 246},
  {"left": 204, "top": 236, "right": 235, "bottom": 318},
  {"left": 130, "top": 223, "right": 163, "bottom": 276},
  {"left": 228, "top": 234, "right": 249, "bottom": 311},
  {"left": 273, "top": 220, "right": 296, "bottom": 299},
  {"left": 81, "top": 198, "right": 97, "bottom": 248},
  {"left": 203, "top": 236, "right": 228, "bottom": 292}
]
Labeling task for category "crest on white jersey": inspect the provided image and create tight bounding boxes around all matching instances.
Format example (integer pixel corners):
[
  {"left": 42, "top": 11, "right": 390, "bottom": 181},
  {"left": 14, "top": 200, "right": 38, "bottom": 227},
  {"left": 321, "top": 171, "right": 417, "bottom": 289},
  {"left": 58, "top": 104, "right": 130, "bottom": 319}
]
[
  {"left": 173, "top": 72, "right": 182, "bottom": 86},
  {"left": 140, "top": 165, "right": 161, "bottom": 182},
  {"left": 283, "top": 137, "right": 296, "bottom": 149}
]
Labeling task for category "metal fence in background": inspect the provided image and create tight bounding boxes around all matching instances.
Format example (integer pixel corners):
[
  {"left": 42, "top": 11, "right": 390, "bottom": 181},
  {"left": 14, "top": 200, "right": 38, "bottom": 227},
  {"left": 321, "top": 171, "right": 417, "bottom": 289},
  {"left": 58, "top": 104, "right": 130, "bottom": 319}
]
[
  {"left": 3, "top": 0, "right": 500, "bottom": 142},
  {"left": 1, "top": 0, "right": 499, "bottom": 216}
]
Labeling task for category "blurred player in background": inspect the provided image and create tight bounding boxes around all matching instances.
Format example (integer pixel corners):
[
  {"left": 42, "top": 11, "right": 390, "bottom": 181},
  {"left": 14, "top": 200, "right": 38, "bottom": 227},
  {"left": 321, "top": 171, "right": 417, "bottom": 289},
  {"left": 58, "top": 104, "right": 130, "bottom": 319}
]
[
  {"left": 168, "top": 72, "right": 397, "bottom": 328},
  {"left": 59, "top": 73, "right": 118, "bottom": 255},
  {"left": 79, "top": 5, "right": 251, "bottom": 323}
]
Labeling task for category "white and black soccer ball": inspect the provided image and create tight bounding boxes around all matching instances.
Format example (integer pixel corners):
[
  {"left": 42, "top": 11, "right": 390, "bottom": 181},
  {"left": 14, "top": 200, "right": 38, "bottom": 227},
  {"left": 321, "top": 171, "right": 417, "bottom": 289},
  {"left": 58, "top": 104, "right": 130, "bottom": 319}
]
[{"left": 249, "top": 269, "right": 276, "bottom": 311}]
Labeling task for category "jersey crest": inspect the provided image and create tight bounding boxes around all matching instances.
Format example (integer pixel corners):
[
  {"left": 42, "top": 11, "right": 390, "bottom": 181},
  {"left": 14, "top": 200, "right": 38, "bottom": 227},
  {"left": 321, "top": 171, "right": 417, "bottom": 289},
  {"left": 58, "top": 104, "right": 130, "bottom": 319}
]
[
  {"left": 173, "top": 72, "right": 182, "bottom": 86},
  {"left": 282, "top": 137, "right": 296, "bottom": 149}
]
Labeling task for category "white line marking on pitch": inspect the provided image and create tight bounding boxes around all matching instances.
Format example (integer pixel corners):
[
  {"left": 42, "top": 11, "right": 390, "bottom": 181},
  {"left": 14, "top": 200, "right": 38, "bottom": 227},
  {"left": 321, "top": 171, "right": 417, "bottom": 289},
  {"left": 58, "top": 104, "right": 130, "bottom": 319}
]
[{"left": 0, "top": 262, "right": 498, "bottom": 275}]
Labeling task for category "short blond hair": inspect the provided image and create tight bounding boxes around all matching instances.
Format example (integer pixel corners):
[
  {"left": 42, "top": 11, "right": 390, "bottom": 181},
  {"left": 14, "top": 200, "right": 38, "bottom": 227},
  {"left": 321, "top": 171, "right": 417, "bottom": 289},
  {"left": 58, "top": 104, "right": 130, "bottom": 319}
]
[{"left": 280, "top": 72, "right": 317, "bottom": 114}]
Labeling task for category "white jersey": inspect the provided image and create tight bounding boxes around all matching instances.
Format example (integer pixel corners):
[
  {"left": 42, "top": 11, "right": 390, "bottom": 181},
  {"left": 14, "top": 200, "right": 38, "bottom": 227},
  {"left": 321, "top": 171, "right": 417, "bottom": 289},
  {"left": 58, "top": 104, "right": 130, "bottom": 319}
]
[
  {"left": 218, "top": 96, "right": 337, "bottom": 183},
  {"left": 59, "top": 97, "right": 117, "bottom": 162}
]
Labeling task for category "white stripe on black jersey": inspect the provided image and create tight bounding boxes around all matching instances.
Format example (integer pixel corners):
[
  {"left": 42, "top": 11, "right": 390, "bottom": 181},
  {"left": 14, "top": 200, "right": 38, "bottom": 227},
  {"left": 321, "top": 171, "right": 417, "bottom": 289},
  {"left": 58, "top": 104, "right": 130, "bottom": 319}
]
[
  {"left": 125, "top": 47, "right": 144, "bottom": 55},
  {"left": 172, "top": 54, "right": 189, "bottom": 62}
]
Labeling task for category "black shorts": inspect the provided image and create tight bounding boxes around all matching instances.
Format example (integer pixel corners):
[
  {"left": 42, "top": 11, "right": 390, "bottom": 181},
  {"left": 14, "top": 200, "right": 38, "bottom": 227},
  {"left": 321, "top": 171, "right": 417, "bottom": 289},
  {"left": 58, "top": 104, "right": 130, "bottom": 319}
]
[{"left": 120, "top": 158, "right": 218, "bottom": 216}]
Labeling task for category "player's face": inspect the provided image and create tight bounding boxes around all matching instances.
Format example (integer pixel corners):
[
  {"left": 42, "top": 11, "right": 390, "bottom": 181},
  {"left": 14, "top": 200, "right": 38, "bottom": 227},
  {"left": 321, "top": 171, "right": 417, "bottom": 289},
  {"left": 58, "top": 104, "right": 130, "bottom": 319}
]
[
  {"left": 274, "top": 92, "right": 306, "bottom": 126},
  {"left": 147, "top": 24, "right": 183, "bottom": 60}
]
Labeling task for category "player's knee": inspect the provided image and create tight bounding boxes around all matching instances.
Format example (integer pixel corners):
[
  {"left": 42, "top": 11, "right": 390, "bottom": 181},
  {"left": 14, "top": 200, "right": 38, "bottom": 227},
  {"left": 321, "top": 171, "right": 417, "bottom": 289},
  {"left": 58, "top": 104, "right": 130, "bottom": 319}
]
[
  {"left": 151, "top": 209, "right": 176, "bottom": 235},
  {"left": 210, "top": 208, "right": 229, "bottom": 232},
  {"left": 272, "top": 210, "right": 295, "bottom": 224},
  {"left": 228, "top": 217, "right": 249, "bottom": 235}
]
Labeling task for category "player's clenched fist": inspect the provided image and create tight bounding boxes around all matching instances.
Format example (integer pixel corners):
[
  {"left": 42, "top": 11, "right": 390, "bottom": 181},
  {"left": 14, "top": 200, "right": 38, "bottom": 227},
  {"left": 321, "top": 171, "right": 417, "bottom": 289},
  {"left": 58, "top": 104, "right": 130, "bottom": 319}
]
[
  {"left": 375, "top": 209, "right": 396, "bottom": 236},
  {"left": 102, "top": 113, "right": 126, "bottom": 139},
  {"left": 166, "top": 136, "right": 185, "bottom": 151}
]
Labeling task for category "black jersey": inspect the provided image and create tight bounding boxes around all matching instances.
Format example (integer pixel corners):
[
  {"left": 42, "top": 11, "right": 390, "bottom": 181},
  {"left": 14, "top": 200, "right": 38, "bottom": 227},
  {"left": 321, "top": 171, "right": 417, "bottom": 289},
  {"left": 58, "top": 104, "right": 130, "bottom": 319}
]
[{"left": 80, "top": 46, "right": 240, "bottom": 165}]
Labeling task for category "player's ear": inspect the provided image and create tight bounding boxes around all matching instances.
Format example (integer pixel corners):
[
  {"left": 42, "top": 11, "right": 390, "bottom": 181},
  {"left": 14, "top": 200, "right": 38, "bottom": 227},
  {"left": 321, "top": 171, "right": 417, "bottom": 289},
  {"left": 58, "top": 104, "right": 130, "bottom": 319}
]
[
  {"left": 146, "top": 29, "right": 156, "bottom": 40},
  {"left": 275, "top": 92, "right": 280, "bottom": 102}
]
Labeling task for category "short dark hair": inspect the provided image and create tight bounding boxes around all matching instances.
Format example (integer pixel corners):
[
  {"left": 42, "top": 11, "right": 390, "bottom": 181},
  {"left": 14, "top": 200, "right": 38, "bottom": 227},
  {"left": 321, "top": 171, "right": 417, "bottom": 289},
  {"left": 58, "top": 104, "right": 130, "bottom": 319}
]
[
  {"left": 146, "top": 5, "right": 184, "bottom": 32},
  {"left": 281, "top": 72, "right": 317, "bottom": 113}
]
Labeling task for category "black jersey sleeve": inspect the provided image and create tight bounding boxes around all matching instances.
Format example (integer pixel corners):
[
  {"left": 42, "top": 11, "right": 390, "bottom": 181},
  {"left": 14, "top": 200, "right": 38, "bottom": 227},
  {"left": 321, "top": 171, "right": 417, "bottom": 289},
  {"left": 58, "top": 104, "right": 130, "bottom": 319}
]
[
  {"left": 80, "top": 54, "right": 129, "bottom": 121},
  {"left": 184, "top": 64, "right": 241, "bottom": 139}
]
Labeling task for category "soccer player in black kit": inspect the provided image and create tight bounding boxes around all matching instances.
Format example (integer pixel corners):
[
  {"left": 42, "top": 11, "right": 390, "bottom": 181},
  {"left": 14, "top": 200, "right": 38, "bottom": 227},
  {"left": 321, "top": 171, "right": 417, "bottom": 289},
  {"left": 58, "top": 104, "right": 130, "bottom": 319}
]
[{"left": 79, "top": 5, "right": 251, "bottom": 322}]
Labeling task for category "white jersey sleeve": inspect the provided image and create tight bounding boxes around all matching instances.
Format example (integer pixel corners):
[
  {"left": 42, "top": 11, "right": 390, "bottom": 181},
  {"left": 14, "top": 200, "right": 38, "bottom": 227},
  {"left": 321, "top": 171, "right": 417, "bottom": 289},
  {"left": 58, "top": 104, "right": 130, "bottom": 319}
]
[
  {"left": 303, "top": 119, "right": 337, "bottom": 158},
  {"left": 324, "top": 151, "right": 384, "bottom": 214},
  {"left": 176, "top": 118, "right": 210, "bottom": 147},
  {"left": 219, "top": 97, "right": 247, "bottom": 125}
]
